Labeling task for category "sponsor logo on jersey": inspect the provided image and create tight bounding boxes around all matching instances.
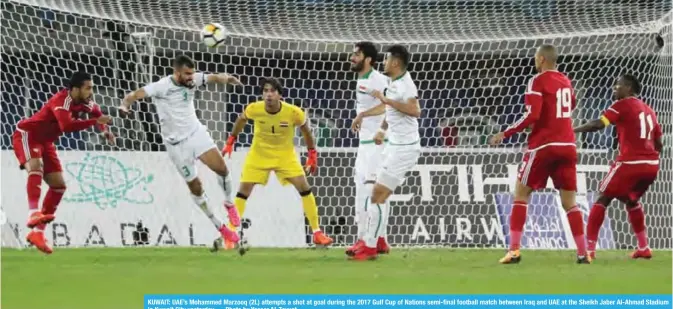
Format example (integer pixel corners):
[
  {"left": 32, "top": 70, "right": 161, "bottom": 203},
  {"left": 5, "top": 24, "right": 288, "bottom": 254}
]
[{"left": 279, "top": 121, "right": 289, "bottom": 127}]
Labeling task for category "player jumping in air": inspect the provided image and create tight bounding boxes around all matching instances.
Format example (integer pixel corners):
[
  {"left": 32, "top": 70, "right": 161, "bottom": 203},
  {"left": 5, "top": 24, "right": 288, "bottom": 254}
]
[
  {"left": 222, "top": 78, "right": 333, "bottom": 249},
  {"left": 347, "top": 41, "right": 391, "bottom": 256},
  {"left": 574, "top": 74, "right": 662, "bottom": 260},
  {"left": 12, "top": 72, "right": 115, "bottom": 254},
  {"left": 120, "top": 55, "right": 242, "bottom": 244},
  {"left": 351, "top": 45, "right": 421, "bottom": 261},
  {"left": 489, "top": 44, "right": 590, "bottom": 264}
]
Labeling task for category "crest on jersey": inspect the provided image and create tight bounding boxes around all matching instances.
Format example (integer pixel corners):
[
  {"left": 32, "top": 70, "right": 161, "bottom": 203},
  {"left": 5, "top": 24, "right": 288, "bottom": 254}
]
[{"left": 279, "top": 121, "right": 289, "bottom": 127}]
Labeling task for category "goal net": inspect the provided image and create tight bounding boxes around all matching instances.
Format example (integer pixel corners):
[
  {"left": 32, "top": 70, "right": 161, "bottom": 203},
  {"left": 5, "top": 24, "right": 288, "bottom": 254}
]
[{"left": 1, "top": 0, "right": 671, "bottom": 250}]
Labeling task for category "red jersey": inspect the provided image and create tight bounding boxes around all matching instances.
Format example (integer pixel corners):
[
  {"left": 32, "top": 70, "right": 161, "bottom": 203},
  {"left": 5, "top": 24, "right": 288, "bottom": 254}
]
[
  {"left": 602, "top": 97, "right": 661, "bottom": 162},
  {"left": 504, "top": 71, "right": 577, "bottom": 150},
  {"left": 16, "top": 89, "right": 107, "bottom": 143}
]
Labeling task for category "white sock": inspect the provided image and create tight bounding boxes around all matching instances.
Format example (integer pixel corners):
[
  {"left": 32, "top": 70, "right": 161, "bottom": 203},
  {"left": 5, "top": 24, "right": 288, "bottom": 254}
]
[
  {"left": 217, "top": 173, "right": 234, "bottom": 204},
  {"left": 191, "top": 193, "right": 223, "bottom": 229},
  {"left": 380, "top": 199, "right": 389, "bottom": 240},
  {"left": 364, "top": 198, "right": 383, "bottom": 248},
  {"left": 355, "top": 183, "right": 371, "bottom": 240}
]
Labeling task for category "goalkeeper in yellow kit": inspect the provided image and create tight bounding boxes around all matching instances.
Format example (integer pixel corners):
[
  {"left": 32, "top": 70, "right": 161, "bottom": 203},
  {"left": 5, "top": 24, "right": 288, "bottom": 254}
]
[{"left": 221, "top": 78, "right": 333, "bottom": 249}]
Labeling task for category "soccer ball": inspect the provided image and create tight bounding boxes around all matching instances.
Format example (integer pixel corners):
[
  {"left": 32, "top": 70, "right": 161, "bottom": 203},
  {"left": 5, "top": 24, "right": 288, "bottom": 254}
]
[{"left": 200, "top": 23, "right": 227, "bottom": 48}]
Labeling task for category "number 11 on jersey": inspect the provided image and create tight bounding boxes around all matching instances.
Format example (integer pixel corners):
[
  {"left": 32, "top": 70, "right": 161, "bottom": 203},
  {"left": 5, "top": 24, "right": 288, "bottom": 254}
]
[{"left": 639, "top": 112, "right": 654, "bottom": 139}]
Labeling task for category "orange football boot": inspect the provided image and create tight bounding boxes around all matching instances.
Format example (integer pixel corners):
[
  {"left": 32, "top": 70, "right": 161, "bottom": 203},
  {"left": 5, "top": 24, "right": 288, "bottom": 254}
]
[
  {"left": 377, "top": 236, "right": 390, "bottom": 254},
  {"left": 26, "top": 230, "right": 53, "bottom": 254},
  {"left": 26, "top": 211, "right": 55, "bottom": 229},
  {"left": 313, "top": 231, "right": 333, "bottom": 246},
  {"left": 499, "top": 250, "right": 521, "bottom": 264},
  {"left": 346, "top": 240, "right": 364, "bottom": 256},
  {"left": 630, "top": 248, "right": 652, "bottom": 259}
]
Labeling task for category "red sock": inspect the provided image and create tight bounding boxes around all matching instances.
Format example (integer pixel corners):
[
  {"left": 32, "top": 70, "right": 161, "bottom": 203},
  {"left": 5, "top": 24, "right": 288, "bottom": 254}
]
[
  {"left": 27, "top": 171, "right": 43, "bottom": 211},
  {"left": 586, "top": 203, "right": 606, "bottom": 252},
  {"left": 566, "top": 206, "right": 587, "bottom": 256},
  {"left": 37, "top": 186, "right": 66, "bottom": 231},
  {"left": 42, "top": 186, "right": 65, "bottom": 216},
  {"left": 509, "top": 201, "right": 527, "bottom": 251},
  {"left": 627, "top": 203, "right": 648, "bottom": 249}
]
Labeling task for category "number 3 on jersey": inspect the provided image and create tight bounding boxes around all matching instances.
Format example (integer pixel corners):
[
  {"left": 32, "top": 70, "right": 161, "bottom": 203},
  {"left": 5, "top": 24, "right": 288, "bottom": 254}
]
[
  {"left": 556, "top": 88, "right": 572, "bottom": 118},
  {"left": 639, "top": 112, "right": 654, "bottom": 140}
]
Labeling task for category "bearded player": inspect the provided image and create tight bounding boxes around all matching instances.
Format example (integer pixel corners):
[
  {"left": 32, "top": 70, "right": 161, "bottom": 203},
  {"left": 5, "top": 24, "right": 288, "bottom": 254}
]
[
  {"left": 222, "top": 78, "right": 333, "bottom": 249},
  {"left": 347, "top": 41, "right": 391, "bottom": 256},
  {"left": 350, "top": 45, "right": 421, "bottom": 261},
  {"left": 120, "top": 55, "right": 241, "bottom": 244},
  {"left": 489, "top": 44, "right": 590, "bottom": 264},
  {"left": 574, "top": 74, "right": 662, "bottom": 260},
  {"left": 12, "top": 72, "right": 114, "bottom": 254}
]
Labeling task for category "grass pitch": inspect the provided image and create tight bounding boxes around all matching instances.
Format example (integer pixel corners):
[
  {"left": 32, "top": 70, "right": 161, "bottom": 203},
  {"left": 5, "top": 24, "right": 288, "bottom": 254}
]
[{"left": 2, "top": 248, "right": 671, "bottom": 309}]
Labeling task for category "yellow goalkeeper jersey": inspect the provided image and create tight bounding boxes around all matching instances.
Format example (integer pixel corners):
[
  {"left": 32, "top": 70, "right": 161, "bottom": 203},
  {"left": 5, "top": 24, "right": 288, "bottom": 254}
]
[{"left": 244, "top": 100, "right": 306, "bottom": 159}]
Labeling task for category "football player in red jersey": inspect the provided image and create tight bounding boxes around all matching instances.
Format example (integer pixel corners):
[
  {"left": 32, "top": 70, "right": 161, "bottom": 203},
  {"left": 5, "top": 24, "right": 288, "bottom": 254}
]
[
  {"left": 574, "top": 74, "right": 662, "bottom": 260},
  {"left": 11, "top": 72, "right": 114, "bottom": 254},
  {"left": 489, "top": 44, "right": 590, "bottom": 264}
]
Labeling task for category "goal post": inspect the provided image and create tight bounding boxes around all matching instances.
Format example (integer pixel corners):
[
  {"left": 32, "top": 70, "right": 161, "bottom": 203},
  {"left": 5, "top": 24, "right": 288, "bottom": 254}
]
[{"left": 1, "top": 0, "right": 671, "bottom": 250}]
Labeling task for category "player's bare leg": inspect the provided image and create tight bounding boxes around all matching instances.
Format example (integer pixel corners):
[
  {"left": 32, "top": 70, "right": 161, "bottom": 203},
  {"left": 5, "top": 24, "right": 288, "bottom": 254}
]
[
  {"left": 586, "top": 195, "right": 613, "bottom": 259},
  {"left": 624, "top": 200, "right": 652, "bottom": 259},
  {"left": 285, "top": 175, "right": 333, "bottom": 247},
  {"left": 187, "top": 176, "right": 239, "bottom": 244},
  {"left": 199, "top": 148, "right": 240, "bottom": 226},
  {"left": 559, "top": 189, "right": 590, "bottom": 264},
  {"left": 223, "top": 182, "right": 256, "bottom": 250},
  {"left": 499, "top": 180, "right": 532, "bottom": 264},
  {"left": 23, "top": 158, "right": 54, "bottom": 254}
]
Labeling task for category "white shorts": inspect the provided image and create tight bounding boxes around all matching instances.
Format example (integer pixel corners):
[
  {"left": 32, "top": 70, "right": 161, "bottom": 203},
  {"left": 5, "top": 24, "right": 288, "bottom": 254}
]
[
  {"left": 165, "top": 125, "right": 217, "bottom": 182},
  {"left": 353, "top": 142, "right": 385, "bottom": 185},
  {"left": 377, "top": 143, "right": 421, "bottom": 191}
]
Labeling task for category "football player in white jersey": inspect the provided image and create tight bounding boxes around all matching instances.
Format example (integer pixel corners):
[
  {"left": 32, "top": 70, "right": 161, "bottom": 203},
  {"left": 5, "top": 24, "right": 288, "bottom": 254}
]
[
  {"left": 346, "top": 41, "right": 391, "bottom": 257},
  {"left": 119, "top": 55, "right": 241, "bottom": 244},
  {"left": 350, "top": 45, "right": 421, "bottom": 261}
]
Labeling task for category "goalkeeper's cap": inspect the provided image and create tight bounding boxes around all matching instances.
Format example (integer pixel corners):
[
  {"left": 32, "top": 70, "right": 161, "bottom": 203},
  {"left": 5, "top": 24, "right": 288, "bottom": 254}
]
[
  {"left": 386, "top": 45, "right": 410, "bottom": 68},
  {"left": 260, "top": 77, "right": 283, "bottom": 94},
  {"left": 67, "top": 71, "right": 92, "bottom": 89}
]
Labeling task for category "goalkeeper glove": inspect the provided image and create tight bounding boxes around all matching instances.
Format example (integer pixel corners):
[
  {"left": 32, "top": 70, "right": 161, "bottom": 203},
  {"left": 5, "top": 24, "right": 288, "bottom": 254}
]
[
  {"left": 222, "top": 135, "right": 236, "bottom": 158},
  {"left": 304, "top": 148, "right": 318, "bottom": 175}
]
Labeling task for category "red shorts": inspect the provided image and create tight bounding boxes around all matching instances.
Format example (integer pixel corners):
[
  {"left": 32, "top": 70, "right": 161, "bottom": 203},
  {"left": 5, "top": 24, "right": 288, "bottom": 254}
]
[
  {"left": 12, "top": 130, "right": 62, "bottom": 173},
  {"left": 599, "top": 162, "right": 659, "bottom": 202},
  {"left": 518, "top": 145, "right": 577, "bottom": 191}
]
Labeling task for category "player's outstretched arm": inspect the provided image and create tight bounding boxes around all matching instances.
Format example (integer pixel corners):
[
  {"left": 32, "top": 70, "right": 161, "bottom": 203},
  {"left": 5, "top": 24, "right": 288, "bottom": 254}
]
[
  {"left": 53, "top": 108, "right": 111, "bottom": 133},
  {"left": 222, "top": 114, "right": 248, "bottom": 157},
  {"left": 206, "top": 73, "right": 243, "bottom": 86},
  {"left": 120, "top": 88, "right": 148, "bottom": 114},
  {"left": 89, "top": 103, "right": 116, "bottom": 144},
  {"left": 574, "top": 118, "right": 607, "bottom": 133}
]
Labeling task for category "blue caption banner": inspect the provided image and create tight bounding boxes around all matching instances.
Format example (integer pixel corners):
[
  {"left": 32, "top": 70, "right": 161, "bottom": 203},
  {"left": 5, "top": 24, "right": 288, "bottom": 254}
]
[{"left": 144, "top": 294, "right": 672, "bottom": 309}]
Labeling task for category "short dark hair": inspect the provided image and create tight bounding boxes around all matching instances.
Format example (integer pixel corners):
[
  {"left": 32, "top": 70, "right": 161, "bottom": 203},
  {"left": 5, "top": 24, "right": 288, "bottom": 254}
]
[
  {"left": 261, "top": 78, "right": 283, "bottom": 94},
  {"left": 355, "top": 41, "right": 378, "bottom": 65},
  {"left": 538, "top": 44, "right": 559, "bottom": 64},
  {"left": 68, "top": 72, "right": 92, "bottom": 89},
  {"left": 173, "top": 55, "right": 195, "bottom": 69},
  {"left": 622, "top": 74, "right": 642, "bottom": 94},
  {"left": 386, "top": 45, "right": 410, "bottom": 68}
]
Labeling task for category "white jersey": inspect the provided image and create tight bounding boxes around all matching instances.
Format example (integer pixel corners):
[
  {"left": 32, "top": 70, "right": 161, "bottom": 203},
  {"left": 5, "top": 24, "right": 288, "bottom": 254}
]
[
  {"left": 384, "top": 72, "right": 420, "bottom": 144},
  {"left": 143, "top": 73, "right": 209, "bottom": 143},
  {"left": 355, "top": 69, "right": 389, "bottom": 141}
]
